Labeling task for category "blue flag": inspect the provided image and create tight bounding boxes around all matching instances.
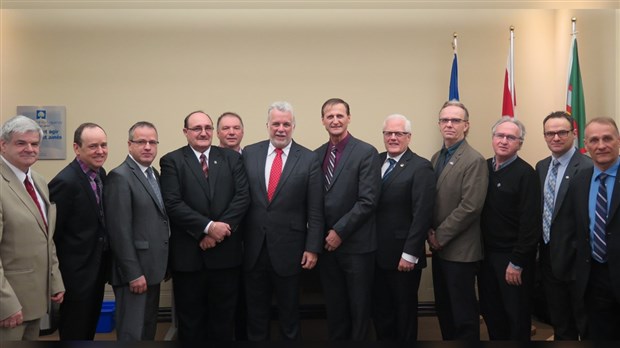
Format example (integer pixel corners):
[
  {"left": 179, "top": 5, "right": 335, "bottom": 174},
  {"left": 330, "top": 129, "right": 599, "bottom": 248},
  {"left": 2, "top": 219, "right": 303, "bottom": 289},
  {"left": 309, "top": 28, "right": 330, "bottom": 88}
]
[{"left": 449, "top": 53, "right": 459, "bottom": 101}]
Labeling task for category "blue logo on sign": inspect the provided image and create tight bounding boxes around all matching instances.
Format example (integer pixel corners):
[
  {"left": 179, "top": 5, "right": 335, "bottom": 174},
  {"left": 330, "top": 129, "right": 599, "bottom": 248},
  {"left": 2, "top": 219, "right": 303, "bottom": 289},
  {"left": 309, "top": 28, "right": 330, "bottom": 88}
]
[{"left": 36, "top": 110, "right": 47, "bottom": 120}]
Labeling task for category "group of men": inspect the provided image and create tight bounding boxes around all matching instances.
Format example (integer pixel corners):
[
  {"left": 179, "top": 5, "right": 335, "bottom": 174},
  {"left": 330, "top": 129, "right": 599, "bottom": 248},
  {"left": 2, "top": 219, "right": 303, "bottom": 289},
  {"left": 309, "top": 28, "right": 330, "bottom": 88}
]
[{"left": 0, "top": 98, "right": 619, "bottom": 342}]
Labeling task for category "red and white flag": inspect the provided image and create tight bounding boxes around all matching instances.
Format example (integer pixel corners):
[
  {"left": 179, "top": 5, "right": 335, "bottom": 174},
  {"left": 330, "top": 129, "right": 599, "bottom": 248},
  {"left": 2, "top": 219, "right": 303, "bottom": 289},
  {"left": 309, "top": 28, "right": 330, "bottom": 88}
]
[{"left": 501, "top": 27, "right": 516, "bottom": 118}]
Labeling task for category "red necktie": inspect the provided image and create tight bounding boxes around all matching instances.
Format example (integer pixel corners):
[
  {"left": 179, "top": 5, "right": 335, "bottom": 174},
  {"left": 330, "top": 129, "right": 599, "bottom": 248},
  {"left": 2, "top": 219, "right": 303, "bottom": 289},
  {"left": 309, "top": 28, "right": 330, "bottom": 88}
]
[
  {"left": 200, "top": 153, "right": 209, "bottom": 178},
  {"left": 24, "top": 176, "right": 47, "bottom": 230},
  {"left": 267, "top": 148, "right": 283, "bottom": 202}
]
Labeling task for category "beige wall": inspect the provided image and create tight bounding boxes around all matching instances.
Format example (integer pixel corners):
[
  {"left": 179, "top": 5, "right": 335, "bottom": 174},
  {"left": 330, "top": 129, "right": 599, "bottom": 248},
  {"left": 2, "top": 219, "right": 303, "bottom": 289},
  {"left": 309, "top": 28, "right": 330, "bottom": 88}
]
[{"left": 1, "top": 4, "right": 618, "bottom": 304}]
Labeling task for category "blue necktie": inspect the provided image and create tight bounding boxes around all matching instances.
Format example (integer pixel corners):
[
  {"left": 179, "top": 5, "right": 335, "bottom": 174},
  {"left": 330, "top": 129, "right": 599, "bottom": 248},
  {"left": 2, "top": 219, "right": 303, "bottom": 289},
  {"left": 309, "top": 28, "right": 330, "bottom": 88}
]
[
  {"left": 592, "top": 173, "right": 609, "bottom": 263},
  {"left": 383, "top": 158, "right": 397, "bottom": 182},
  {"left": 542, "top": 159, "right": 560, "bottom": 244}
]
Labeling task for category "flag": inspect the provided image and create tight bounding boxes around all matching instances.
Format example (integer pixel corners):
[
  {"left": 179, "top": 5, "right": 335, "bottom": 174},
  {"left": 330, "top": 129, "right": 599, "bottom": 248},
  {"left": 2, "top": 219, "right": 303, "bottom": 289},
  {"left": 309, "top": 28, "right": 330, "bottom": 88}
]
[
  {"left": 566, "top": 35, "right": 586, "bottom": 151},
  {"left": 449, "top": 53, "right": 459, "bottom": 101},
  {"left": 501, "top": 50, "right": 516, "bottom": 117}
]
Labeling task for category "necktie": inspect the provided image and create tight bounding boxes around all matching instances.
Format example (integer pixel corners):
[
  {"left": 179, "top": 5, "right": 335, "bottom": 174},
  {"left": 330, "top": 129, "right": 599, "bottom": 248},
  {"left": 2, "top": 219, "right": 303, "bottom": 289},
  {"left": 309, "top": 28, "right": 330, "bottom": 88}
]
[
  {"left": 592, "top": 173, "right": 609, "bottom": 263},
  {"left": 542, "top": 159, "right": 560, "bottom": 244},
  {"left": 325, "top": 146, "right": 336, "bottom": 191},
  {"left": 200, "top": 153, "right": 209, "bottom": 178},
  {"left": 382, "top": 158, "right": 397, "bottom": 182},
  {"left": 267, "top": 148, "right": 283, "bottom": 202},
  {"left": 24, "top": 176, "right": 47, "bottom": 230},
  {"left": 146, "top": 167, "right": 164, "bottom": 207},
  {"left": 92, "top": 173, "right": 105, "bottom": 223}
]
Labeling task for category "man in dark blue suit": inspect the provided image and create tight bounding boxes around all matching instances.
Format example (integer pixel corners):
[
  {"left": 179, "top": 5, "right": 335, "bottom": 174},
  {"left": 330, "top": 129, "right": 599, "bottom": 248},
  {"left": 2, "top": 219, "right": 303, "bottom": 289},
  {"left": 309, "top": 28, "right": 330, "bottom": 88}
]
[
  {"left": 49, "top": 123, "right": 109, "bottom": 340},
  {"left": 373, "top": 114, "right": 435, "bottom": 341},
  {"left": 242, "top": 101, "right": 323, "bottom": 340},
  {"left": 160, "top": 111, "right": 249, "bottom": 341},
  {"left": 315, "top": 98, "right": 381, "bottom": 340},
  {"left": 572, "top": 117, "right": 620, "bottom": 340},
  {"left": 536, "top": 111, "right": 591, "bottom": 339}
]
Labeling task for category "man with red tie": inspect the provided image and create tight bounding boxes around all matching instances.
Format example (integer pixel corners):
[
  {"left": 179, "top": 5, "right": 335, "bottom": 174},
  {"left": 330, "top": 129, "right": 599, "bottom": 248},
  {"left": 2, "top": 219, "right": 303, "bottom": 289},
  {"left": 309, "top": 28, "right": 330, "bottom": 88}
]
[
  {"left": 0, "top": 115, "right": 65, "bottom": 341},
  {"left": 242, "top": 101, "right": 324, "bottom": 340}
]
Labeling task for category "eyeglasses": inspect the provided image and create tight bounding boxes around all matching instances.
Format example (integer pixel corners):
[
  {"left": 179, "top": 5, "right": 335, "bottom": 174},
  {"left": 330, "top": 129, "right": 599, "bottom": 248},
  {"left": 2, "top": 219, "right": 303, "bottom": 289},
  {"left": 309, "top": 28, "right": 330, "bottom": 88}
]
[
  {"left": 130, "top": 140, "right": 159, "bottom": 146},
  {"left": 493, "top": 133, "right": 522, "bottom": 142},
  {"left": 382, "top": 131, "right": 410, "bottom": 138},
  {"left": 543, "top": 130, "right": 572, "bottom": 139},
  {"left": 438, "top": 118, "right": 466, "bottom": 125},
  {"left": 187, "top": 126, "right": 214, "bottom": 133}
]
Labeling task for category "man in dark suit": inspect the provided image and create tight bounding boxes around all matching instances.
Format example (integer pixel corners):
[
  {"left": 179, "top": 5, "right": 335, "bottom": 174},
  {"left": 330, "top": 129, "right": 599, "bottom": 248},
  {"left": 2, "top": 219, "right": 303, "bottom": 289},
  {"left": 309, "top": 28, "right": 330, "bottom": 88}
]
[
  {"left": 160, "top": 111, "right": 249, "bottom": 341},
  {"left": 0, "top": 115, "right": 64, "bottom": 341},
  {"left": 315, "top": 98, "right": 381, "bottom": 340},
  {"left": 105, "top": 121, "right": 169, "bottom": 341},
  {"left": 427, "top": 100, "right": 488, "bottom": 340},
  {"left": 536, "top": 111, "right": 591, "bottom": 340},
  {"left": 242, "top": 101, "right": 323, "bottom": 341},
  {"left": 572, "top": 117, "right": 620, "bottom": 340},
  {"left": 479, "top": 117, "right": 540, "bottom": 340},
  {"left": 49, "top": 122, "right": 109, "bottom": 340},
  {"left": 373, "top": 114, "right": 435, "bottom": 341}
]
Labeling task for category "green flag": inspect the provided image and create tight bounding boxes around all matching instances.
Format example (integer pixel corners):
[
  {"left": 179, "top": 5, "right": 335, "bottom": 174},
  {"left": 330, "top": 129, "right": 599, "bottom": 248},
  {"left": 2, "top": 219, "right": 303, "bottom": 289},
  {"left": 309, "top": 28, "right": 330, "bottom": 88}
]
[{"left": 566, "top": 36, "right": 586, "bottom": 152}]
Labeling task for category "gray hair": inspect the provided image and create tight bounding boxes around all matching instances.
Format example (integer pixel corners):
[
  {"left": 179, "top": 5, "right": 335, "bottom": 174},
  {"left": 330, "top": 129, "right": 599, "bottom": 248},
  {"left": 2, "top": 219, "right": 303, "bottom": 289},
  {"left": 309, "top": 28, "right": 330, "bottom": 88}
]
[
  {"left": 267, "top": 101, "right": 295, "bottom": 125},
  {"left": 492, "top": 116, "right": 526, "bottom": 141},
  {"left": 383, "top": 114, "right": 412, "bottom": 133},
  {"left": 1, "top": 115, "right": 43, "bottom": 142}
]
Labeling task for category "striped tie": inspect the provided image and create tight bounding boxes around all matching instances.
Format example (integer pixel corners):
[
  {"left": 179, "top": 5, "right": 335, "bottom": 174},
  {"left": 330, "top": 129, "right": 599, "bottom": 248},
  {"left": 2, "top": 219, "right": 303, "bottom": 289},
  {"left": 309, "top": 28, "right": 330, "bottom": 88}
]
[
  {"left": 325, "top": 146, "right": 336, "bottom": 190},
  {"left": 592, "top": 173, "right": 609, "bottom": 263},
  {"left": 383, "top": 158, "right": 397, "bottom": 182}
]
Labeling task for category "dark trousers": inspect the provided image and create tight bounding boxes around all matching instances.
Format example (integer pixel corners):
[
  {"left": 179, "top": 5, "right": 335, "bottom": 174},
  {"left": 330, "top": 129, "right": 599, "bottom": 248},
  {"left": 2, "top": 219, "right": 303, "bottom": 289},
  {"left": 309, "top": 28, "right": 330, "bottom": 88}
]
[
  {"left": 58, "top": 258, "right": 108, "bottom": 340},
  {"left": 584, "top": 260, "right": 620, "bottom": 340},
  {"left": 244, "top": 243, "right": 301, "bottom": 341},
  {"left": 372, "top": 265, "right": 422, "bottom": 341},
  {"left": 431, "top": 256, "right": 480, "bottom": 340},
  {"left": 539, "top": 244, "right": 584, "bottom": 340},
  {"left": 172, "top": 267, "right": 239, "bottom": 341},
  {"left": 320, "top": 251, "right": 375, "bottom": 340},
  {"left": 478, "top": 251, "right": 534, "bottom": 341},
  {"left": 113, "top": 283, "right": 160, "bottom": 341}
]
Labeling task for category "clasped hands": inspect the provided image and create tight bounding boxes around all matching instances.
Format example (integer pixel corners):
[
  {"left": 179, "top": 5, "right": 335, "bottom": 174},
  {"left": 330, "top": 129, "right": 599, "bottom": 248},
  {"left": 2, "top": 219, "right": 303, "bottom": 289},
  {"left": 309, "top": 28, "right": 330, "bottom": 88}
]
[{"left": 199, "top": 221, "right": 231, "bottom": 250}]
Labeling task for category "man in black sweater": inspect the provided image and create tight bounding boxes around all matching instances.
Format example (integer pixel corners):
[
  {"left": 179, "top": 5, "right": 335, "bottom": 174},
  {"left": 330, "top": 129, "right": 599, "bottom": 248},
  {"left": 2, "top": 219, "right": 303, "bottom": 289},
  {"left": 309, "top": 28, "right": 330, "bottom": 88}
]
[{"left": 479, "top": 117, "right": 541, "bottom": 340}]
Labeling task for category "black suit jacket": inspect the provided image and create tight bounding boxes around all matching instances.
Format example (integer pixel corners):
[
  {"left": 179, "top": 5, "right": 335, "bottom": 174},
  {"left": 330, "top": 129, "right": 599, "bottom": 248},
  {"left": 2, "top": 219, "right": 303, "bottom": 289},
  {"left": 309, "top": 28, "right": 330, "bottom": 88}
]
[
  {"left": 242, "top": 140, "right": 324, "bottom": 277},
  {"left": 49, "top": 159, "right": 107, "bottom": 298},
  {"left": 105, "top": 156, "right": 169, "bottom": 286},
  {"left": 572, "top": 164, "right": 620, "bottom": 301},
  {"left": 376, "top": 149, "right": 436, "bottom": 270},
  {"left": 536, "top": 150, "right": 591, "bottom": 281},
  {"left": 159, "top": 145, "right": 249, "bottom": 272},
  {"left": 315, "top": 135, "right": 381, "bottom": 254}
]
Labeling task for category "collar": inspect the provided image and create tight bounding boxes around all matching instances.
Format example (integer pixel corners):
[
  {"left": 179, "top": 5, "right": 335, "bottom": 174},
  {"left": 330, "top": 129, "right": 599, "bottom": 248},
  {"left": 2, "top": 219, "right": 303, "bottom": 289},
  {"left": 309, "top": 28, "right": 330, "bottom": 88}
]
[
  {"left": 268, "top": 141, "right": 292, "bottom": 157},
  {"left": 1, "top": 155, "right": 31, "bottom": 183}
]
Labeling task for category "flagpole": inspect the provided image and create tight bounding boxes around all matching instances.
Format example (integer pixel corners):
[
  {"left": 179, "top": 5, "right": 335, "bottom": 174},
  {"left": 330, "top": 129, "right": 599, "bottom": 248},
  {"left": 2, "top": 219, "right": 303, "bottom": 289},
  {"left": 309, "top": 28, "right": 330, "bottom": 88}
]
[{"left": 509, "top": 26, "right": 515, "bottom": 107}]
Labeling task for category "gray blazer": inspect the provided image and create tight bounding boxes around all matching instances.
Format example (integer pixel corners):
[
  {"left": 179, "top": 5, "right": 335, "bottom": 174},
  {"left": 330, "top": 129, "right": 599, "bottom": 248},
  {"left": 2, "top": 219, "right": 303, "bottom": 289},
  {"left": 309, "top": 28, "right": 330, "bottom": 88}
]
[
  {"left": 105, "top": 156, "right": 169, "bottom": 286},
  {"left": 536, "top": 150, "right": 591, "bottom": 281},
  {"left": 430, "top": 140, "right": 488, "bottom": 263}
]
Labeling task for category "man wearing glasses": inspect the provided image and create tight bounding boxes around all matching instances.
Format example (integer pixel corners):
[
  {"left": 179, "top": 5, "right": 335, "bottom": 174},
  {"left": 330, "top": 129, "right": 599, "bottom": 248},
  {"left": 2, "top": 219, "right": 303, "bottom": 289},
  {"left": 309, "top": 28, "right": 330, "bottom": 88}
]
[
  {"left": 428, "top": 100, "right": 487, "bottom": 340},
  {"left": 160, "top": 111, "right": 249, "bottom": 341},
  {"left": 535, "top": 111, "right": 590, "bottom": 339},
  {"left": 478, "top": 117, "right": 540, "bottom": 340},
  {"left": 105, "top": 121, "right": 169, "bottom": 340}
]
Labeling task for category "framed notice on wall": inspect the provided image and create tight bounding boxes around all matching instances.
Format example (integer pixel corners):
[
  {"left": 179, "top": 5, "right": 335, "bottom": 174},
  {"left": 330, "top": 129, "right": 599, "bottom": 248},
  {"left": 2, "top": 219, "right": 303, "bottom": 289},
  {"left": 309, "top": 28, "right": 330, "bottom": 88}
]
[{"left": 17, "top": 106, "right": 66, "bottom": 160}]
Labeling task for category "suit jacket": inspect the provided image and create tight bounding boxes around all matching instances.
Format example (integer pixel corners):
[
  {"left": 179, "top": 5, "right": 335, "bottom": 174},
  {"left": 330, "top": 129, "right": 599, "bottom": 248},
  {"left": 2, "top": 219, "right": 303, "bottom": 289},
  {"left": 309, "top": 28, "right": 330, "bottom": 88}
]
[
  {"left": 243, "top": 140, "right": 324, "bottom": 277},
  {"left": 105, "top": 156, "right": 169, "bottom": 286},
  {"left": 536, "top": 150, "right": 591, "bottom": 281},
  {"left": 49, "top": 159, "right": 107, "bottom": 299},
  {"left": 376, "top": 149, "right": 436, "bottom": 270},
  {"left": 315, "top": 135, "right": 381, "bottom": 254},
  {"left": 160, "top": 145, "right": 249, "bottom": 272},
  {"left": 573, "top": 164, "right": 620, "bottom": 301},
  {"left": 0, "top": 158, "right": 64, "bottom": 321},
  {"left": 430, "top": 140, "right": 488, "bottom": 263}
]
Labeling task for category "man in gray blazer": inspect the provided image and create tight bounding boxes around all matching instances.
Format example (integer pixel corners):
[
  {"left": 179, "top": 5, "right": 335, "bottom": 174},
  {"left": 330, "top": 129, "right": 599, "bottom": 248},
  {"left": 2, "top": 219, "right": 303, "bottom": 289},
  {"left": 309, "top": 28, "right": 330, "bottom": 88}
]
[
  {"left": 105, "top": 121, "right": 169, "bottom": 340},
  {"left": 536, "top": 111, "right": 591, "bottom": 339},
  {"left": 0, "top": 115, "right": 65, "bottom": 341},
  {"left": 428, "top": 100, "right": 488, "bottom": 340},
  {"left": 242, "top": 101, "right": 323, "bottom": 340},
  {"left": 315, "top": 98, "right": 381, "bottom": 340}
]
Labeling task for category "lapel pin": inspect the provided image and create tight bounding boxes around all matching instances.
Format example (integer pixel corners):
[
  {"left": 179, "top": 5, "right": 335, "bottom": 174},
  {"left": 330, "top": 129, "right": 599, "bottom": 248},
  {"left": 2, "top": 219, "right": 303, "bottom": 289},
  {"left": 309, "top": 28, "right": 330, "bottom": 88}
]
[
  {"left": 565, "top": 176, "right": 569, "bottom": 179},
  {"left": 497, "top": 183, "right": 501, "bottom": 188},
  {"left": 449, "top": 161, "right": 454, "bottom": 165},
  {"left": 399, "top": 164, "right": 404, "bottom": 167},
  {"left": 213, "top": 161, "right": 217, "bottom": 165}
]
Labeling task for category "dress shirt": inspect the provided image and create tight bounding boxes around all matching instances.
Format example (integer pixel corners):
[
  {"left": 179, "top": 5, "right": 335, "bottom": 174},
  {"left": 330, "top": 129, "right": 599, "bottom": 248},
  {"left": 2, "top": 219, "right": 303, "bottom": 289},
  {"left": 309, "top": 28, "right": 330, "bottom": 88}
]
[
  {"left": 545, "top": 147, "right": 576, "bottom": 200},
  {"left": 492, "top": 154, "right": 518, "bottom": 172},
  {"left": 1, "top": 155, "right": 47, "bottom": 223},
  {"left": 322, "top": 132, "right": 351, "bottom": 174},
  {"left": 588, "top": 157, "right": 619, "bottom": 250}
]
